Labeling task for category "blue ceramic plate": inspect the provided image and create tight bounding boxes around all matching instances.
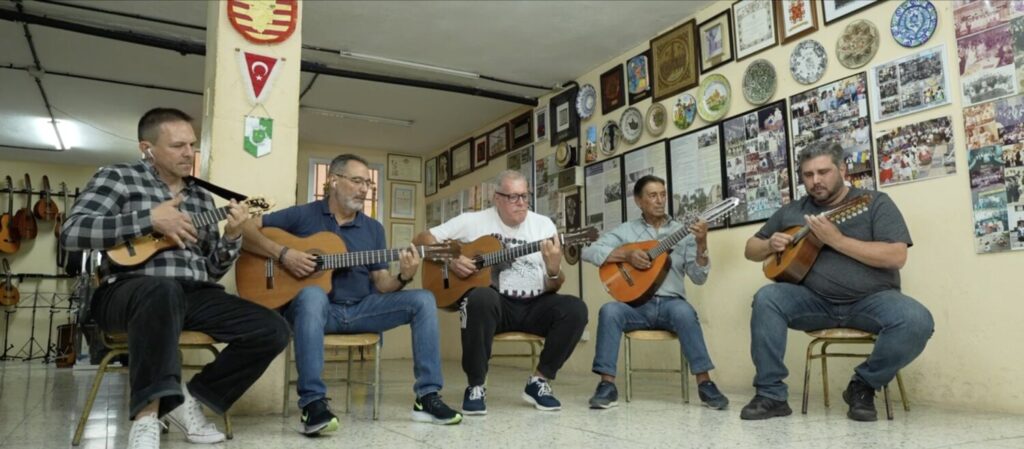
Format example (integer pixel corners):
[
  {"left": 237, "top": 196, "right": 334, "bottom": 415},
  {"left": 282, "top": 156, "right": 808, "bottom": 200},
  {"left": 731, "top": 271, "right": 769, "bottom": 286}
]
[{"left": 891, "top": 0, "right": 937, "bottom": 48}]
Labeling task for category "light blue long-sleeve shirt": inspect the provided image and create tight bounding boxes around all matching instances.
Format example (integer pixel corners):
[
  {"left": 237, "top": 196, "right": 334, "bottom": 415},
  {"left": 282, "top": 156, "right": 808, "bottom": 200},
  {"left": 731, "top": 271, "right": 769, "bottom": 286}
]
[{"left": 582, "top": 216, "right": 710, "bottom": 299}]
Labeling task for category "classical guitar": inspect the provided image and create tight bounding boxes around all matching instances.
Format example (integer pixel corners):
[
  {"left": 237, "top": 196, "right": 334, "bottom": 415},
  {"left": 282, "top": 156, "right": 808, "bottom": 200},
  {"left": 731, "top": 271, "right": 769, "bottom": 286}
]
[
  {"left": 235, "top": 227, "right": 460, "bottom": 309},
  {"left": 424, "top": 227, "right": 600, "bottom": 309},
  {"left": 599, "top": 197, "right": 740, "bottom": 306},
  {"left": 106, "top": 197, "right": 273, "bottom": 266},
  {"left": 0, "top": 259, "right": 18, "bottom": 307},
  {"left": 33, "top": 175, "right": 60, "bottom": 221},
  {"left": 0, "top": 177, "right": 19, "bottom": 254},
  {"left": 12, "top": 174, "right": 38, "bottom": 240},
  {"left": 762, "top": 195, "right": 872, "bottom": 283}
]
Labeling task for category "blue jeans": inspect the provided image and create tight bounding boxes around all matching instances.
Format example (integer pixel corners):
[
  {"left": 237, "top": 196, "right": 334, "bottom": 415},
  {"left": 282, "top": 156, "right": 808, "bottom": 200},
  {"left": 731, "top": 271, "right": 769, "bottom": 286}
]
[
  {"left": 284, "top": 286, "right": 444, "bottom": 407},
  {"left": 750, "top": 283, "right": 934, "bottom": 401},
  {"left": 592, "top": 296, "right": 714, "bottom": 377}
]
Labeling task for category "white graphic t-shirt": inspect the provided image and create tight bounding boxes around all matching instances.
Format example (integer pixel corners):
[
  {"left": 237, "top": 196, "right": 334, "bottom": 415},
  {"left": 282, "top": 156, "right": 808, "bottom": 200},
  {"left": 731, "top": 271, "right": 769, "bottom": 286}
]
[{"left": 430, "top": 208, "right": 557, "bottom": 299}]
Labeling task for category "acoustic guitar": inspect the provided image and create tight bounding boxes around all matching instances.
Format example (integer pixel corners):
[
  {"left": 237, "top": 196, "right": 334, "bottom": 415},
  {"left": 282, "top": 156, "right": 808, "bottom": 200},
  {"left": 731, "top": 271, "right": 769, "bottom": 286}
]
[
  {"left": 33, "top": 175, "right": 60, "bottom": 221},
  {"left": 0, "top": 259, "right": 18, "bottom": 307},
  {"left": 599, "top": 197, "right": 740, "bottom": 306},
  {"left": 106, "top": 197, "right": 273, "bottom": 266},
  {"left": 424, "top": 227, "right": 600, "bottom": 309},
  {"left": 12, "top": 174, "right": 38, "bottom": 240},
  {"left": 235, "top": 227, "right": 460, "bottom": 309},
  {"left": 762, "top": 195, "right": 872, "bottom": 283},
  {"left": 0, "top": 177, "right": 19, "bottom": 254}
]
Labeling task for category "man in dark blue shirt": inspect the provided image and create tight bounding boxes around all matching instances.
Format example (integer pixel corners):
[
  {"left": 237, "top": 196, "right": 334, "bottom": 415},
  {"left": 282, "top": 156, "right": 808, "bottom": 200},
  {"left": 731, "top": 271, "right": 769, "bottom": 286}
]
[{"left": 242, "top": 154, "right": 460, "bottom": 435}]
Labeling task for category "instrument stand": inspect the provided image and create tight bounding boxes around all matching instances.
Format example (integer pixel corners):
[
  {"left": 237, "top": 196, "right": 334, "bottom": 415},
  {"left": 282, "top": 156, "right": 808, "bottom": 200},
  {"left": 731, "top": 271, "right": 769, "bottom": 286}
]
[
  {"left": 43, "top": 299, "right": 59, "bottom": 364},
  {"left": 14, "top": 291, "right": 46, "bottom": 361},
  {"left": 0, "top": 308, "right": 16, "bottom": 361}
]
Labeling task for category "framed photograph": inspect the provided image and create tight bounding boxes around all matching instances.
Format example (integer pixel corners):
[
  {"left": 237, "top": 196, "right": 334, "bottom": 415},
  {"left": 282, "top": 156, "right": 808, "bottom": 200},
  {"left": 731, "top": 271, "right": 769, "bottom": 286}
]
[
  {"left": 732, "top": 0, "right": 778, "bottom": 61},
  {"left": 564, "top": 190, "right": 581, "bottom": 231},
  {"left": 720, "top": 100, "right": 793, "bottom": 226},
  {"left": 450, "top": 138, "right": 473, "bottom": 179},
  {"left": 534, "top": 106, "right": 548, "bottom": 142},
  {"left": 424, "top": 157, "right": 438, "bottom": 197},
  {"left": 667, "top": 123, "right": 726, "bottom": 229},
  {"left": 600, "top": 64, "right": 626, "bottom": 115},
  {"left": 390, "top": 183, "right": 416, "bottom": 220},
  {"left": 651, "top": 19, "right": 699, "bottom": 101},
  {"left": 473, "top": 136, "right": 488, "bottom": 169},
  {"left": 868, "top": 45, "right": 951, "bottom": 122},
  {"left": 776, "top": 0, "right": 818, "bottom": 44},
  {"left": 875, "top": 115, "right": 957, "bottom": 187},
  {"left": 487, "top": 123, "right": 510, "bottom": 160},
  {"left": 387, "top": 153, "right": 422, "bottom": 182},
  {"left": 550, "top": 86, "right": 580, "bottom": 146},
  {"left": 822, "top": 0, "right": 880, "bottom": 25},
  {"left": 510, "top": 111, "right": 533, "bottom": 149},
  {"left": 623, "top": 140, "right": 669, "bottom": 222},
  {"left": 627, "top": 50, "right": 653, "bottom": 105},
  {"left": 698, "top": 10, "right": 734, "bottom": 74},
  {"left": 437, "top": 151, "right": 451, "bottom": 188},
  {"left": 390, "top": 222, "right": 415, "bottom": 248}
]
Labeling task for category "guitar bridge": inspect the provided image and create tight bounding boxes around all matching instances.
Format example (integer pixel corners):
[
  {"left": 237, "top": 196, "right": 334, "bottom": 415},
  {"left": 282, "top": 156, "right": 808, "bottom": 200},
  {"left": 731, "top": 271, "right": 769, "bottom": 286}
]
[
  {"left": 125, "top": 239, "right": 136, "bottom": 257},
  {"left": 617, "top": 263, "right": 635, "bottom": 287},
  {"left": 265, "top": 258, "right": 275, "bottom": 290}
]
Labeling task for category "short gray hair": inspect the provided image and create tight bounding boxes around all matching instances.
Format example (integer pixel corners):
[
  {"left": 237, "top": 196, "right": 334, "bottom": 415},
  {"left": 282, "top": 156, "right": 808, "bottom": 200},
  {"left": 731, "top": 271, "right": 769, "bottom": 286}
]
[
  {"left": 328, "top": 154, "right": 369, "bottom": 174},
  {"left": 797, "top": 141, "right": 844, "bottom": 170},
  {"left": 494, "top": 170, "right": 527, "bottom": 190}
]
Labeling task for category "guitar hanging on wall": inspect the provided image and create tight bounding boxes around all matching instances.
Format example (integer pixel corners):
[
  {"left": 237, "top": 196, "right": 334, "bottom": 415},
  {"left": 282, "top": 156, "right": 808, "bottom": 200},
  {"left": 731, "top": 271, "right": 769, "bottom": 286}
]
[
  {"left": 0, "top": 177, "right": 19, "bottom": 254},
  {"left": 12, "top": 174, "right": 38, "bottom": 240}
]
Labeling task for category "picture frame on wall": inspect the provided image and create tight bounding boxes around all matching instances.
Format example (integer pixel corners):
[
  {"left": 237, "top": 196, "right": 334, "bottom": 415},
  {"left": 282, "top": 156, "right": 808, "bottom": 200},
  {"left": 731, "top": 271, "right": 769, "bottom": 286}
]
[
  {"left": 386, "top": 153, "right": 422, "bottom": 182},
  {"left": 776, "top": 0, "right": 818, "bottom": 44},
  {"left": 424, "top": 157, "right": 438, "bottom": 197},
  {"left": 627, "top": 49, "right": 653, "bottom": 105},
  {"left": 534, "top": 105, "right": 548, "bottom": 142},
  {"left": 600, "top": 64, "right": 626, "bottom": 115},
  {"left": 473, "top": 136, "right": 489, "bottom": 169},
  {"left": 487, "top": 123, "right": 510, "bottom": 160},
  {"left": 550, "top": 86, "right": 580, "bottom": 146},
  {"left": 390, "top": 222, "right": 415, "bottom": 248},
  {"left": 720, "top": 99, "right": 793, "bottom": 226},
  {"left": 698, "top": 10, "right": 734, "bottom": 74},
  {"left": 390, "top": 183, "right": 416, "bottom": 220},
  {"left": 651, "top": 19, "right": 699, "bottom": 101},
  {"left": 822, "top": 0, "right": 880, "bottom": 25},
  {"left": 450, "top": 138, "right": 473, "bottom": 179},
  {"left": 510, "top": 111, "right": 533, "bottom": 149},
  {"left": 437, "top": 151, "right": 451, "bottom": 188},
  {"left": 732, "top": 0, "right": 778, "bottom": 61}
]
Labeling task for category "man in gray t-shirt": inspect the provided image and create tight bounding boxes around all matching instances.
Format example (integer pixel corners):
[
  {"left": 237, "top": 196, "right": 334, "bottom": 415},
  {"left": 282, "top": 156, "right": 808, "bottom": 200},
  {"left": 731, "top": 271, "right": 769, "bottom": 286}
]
[{"left": 740, "top": 141, "right": 933, "bottom": 422}]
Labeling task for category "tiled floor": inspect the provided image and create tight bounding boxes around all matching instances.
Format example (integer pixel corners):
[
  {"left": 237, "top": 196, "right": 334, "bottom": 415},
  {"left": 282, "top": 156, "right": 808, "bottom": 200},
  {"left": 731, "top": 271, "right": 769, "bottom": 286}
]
[{"left": 1, "top": 359, "right": 1023, "bottom": 449}]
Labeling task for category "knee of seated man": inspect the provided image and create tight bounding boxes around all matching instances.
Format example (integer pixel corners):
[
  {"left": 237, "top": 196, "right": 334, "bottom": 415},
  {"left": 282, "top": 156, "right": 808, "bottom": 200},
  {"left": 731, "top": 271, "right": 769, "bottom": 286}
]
[
  {"left": 465, "top": 288, "right": 500, "bottom": 313},
  {"left": 751, "top": 285, "right": 786, "bottom": 312},
  {"left": 562, "top": 295, "right": 589, "bottom": 322},
  {"left": 598, "top": 301, "right": 629, "bottom": 321},
  {"left": 407, "top": 289, "right": 437, "bottom": 311},
  {"left": 137, "top": 278, "right": 186, "bottom": 309},
  {"left": 289, "top": 287, "right": 330, "bottom": 315},
  {"left": 668, "top": 300, "right": 699, "bottom": 324}
]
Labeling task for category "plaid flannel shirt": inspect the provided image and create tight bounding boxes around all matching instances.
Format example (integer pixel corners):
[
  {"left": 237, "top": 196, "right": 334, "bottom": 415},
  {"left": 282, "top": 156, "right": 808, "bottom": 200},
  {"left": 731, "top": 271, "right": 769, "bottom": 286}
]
[{"left": 61, "top": 160, "right": 241, "bottom": 282}]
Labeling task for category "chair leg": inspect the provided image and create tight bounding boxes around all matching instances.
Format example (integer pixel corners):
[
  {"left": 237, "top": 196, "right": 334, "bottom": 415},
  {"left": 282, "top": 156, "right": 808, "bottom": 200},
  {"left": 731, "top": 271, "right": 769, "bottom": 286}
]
[
  {"left": 346, "top": 346, "right": 353, "bottom": 414},
  {"left": 680, "top": 351, "right": 689, "bottom": 404},
  {"left": 883, "top": 384, "right": 893, "bottom": 420},
  {"left": 624, "top": 336, "right": 632, "bottom": 403},
  {"left": 283, "top": 342, "right": 292, "bottom": 417},
  {"left": 373, "top": 340, "right": 382, "bottom": 421},
  {"left": 802, "top": 338, "right": 818, "bottom": 415},
  {"left": 895, "top": 371, "right": 910, "bottom": 411},
  {"left": 73, "top": 349, "right": 121, "bottom": 446},
  {"left": 821, "top": 341, "right": 832, "bottom": 408}
]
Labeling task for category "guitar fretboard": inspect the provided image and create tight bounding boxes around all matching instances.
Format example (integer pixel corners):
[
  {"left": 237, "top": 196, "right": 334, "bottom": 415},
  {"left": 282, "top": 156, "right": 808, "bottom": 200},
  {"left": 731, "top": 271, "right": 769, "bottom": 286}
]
[
  {"left": 191, "top": 206, "right": 234, "bottom": 228},
  {"left": 317, "top": 247, "right": 427, "bottom": 270},
  {"left": 479, "top": 239, "right": 547, "bottom": 267}
]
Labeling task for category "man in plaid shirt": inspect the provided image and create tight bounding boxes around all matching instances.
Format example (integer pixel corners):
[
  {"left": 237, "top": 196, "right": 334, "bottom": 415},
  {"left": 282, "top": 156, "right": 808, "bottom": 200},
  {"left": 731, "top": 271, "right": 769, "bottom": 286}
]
[{"left": 61, "top": 108, "right": 290, "bottom": 449}]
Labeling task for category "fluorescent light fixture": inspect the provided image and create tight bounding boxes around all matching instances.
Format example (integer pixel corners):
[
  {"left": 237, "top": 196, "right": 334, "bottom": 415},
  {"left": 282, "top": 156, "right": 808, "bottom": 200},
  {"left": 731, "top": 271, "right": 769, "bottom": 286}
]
[
  {"left": 302, "top": 106, "right": 414, "bottom": 127},
  {"left": 337, "top": 50, "right": 480, "bottom": 80},
  {"left": 36, "top": 118, "right": 79, "bottom": 150}
]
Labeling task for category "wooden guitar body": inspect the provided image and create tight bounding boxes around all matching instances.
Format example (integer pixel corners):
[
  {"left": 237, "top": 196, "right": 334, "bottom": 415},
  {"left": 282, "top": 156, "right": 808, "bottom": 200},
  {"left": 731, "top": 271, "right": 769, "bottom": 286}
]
[
  {"left": 761, "top": 225, "right": 823, "bottom": 283},
  {"left": 1, "top": 259, "right": 19, "bottom": 307},
  {"left": 424, "top": 235, "right": 502, "bottom": 310},
  {"left": 599, "top": 240, "right": 671, "bottom": 306},
  {"left": 0, "top": 177, "right": 19, "bottom": 254},
  {"left": 33, "top": 175, "right": 60, "bottom": 221},
  {"left": 236, "top": 229, "right": 345, "bottom": 309},
  {"left": 12, "top": 174, "right": 38, "bottom": 240}
]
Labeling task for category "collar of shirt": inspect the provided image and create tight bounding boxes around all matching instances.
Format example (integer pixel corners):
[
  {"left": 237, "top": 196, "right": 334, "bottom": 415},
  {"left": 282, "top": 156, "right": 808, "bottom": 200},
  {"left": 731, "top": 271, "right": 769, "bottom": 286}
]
[{"left": 317, "top": 199, "right": 364, "bottom": 228}]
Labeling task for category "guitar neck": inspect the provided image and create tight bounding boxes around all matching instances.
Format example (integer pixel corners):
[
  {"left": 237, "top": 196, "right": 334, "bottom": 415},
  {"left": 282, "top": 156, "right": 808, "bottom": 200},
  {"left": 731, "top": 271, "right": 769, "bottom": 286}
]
[
  {"left": 478, "top": 239, "right": 546, "bottom": 268},
  {"left": 318, "top": 246, "right": 426, "bottom": 270},
  {"left": 190, "top": 205, "right": 233, "bottom": 227},
  {"left": 648, "top": 225, "right": 691, "bottom": 259}
]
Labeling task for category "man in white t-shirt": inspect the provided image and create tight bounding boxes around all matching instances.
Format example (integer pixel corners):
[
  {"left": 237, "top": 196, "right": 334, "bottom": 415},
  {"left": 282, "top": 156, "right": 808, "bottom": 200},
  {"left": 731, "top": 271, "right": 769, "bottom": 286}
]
[{"left": 415, "top": 170, "right": 588, "bottom": 415}]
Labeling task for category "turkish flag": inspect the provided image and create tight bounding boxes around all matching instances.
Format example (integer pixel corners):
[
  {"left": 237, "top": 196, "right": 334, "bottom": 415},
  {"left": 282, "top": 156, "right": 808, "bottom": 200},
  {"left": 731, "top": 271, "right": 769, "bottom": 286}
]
[{"left": 238, "top": 51, "right": 280, "bottom": 104}]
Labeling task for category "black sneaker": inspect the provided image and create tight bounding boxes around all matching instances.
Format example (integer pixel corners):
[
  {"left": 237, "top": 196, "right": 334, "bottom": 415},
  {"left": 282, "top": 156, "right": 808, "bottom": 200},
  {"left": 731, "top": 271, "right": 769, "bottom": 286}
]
[
  {"left": 462, "top": 385, "right": 487, "bottom": 415},
  {"left": 522, "top": 377, "right": 561, "bottom": 411},
  {"left": 697, "top": 380, "right": 729, "bottom": 410},
  {"left": 412, "top": 392, "right": 463, "bottom": 425},
  {"left": 300, "top": 399, "right": 339, "bottom": 435},
  {"left": 588, "top": 380, "right": 618, "bottom": 409},
  {"left": 739, "top": 395, "right": 792, "bottom": 420},
  {"left": 843, "top": 378, "right": 878, "bottom": 422}
]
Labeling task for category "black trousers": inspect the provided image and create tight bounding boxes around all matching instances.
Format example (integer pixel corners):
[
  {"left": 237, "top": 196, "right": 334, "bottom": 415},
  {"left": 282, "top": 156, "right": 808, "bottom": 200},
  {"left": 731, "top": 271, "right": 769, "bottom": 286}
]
[
  {"left": 460, "top": 287, "right": 588, "bottom": 386},
  {"left": 92, "top": 276, "right": 291, "bottom": 419}
]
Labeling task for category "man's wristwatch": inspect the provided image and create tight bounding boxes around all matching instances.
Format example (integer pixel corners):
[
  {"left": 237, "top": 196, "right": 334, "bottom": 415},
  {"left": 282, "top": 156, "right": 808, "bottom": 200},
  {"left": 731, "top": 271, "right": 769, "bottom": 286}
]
[
  {"left": 546, "top": 270, "right": 561, "bottom": 280},
  {"left": 397, "top": 272, "right": 413, "bottom": 286}
]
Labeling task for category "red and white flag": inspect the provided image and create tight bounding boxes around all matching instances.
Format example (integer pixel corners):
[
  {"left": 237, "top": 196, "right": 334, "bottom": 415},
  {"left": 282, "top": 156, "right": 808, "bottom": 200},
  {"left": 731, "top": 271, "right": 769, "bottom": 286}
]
[{"left": 238, "top": 51, "right": 281, "bottom": 105}]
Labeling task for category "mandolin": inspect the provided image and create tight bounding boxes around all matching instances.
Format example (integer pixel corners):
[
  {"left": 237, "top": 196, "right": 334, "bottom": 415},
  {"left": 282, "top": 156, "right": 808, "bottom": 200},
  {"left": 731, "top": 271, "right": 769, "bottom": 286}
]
[
  {"left": 762, "top": 195, "right": 872, "bottom": 283},
  {"left": 106, "top": 197, "right": 274, "bottom": 266},
  {"left": 599, "top": 197, "right": 740, "bottom": 306},
  {"left": 0, "top": 177, "right": 19, "bottom": 254},
  {"left": 424, "top": 227, "right": 600, "bottom": 309},
  {"left": 33, "top": 175, "right": 60, "bottom": 221},
  {"left": 12, "top": 174, "right": 38, "bottom": 240},
  {"left": 236, "top": 227, "right": 460, "bottom": 309},
  {"left": 0, "top": 259, "right": 18, "bottom": 307}
]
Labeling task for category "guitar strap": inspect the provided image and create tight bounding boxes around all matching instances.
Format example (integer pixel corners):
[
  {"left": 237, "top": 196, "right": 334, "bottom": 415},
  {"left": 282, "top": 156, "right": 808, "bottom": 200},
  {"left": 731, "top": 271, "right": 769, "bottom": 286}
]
[{"left": 185, "top": 176, "right": 248, "bottom": 202}]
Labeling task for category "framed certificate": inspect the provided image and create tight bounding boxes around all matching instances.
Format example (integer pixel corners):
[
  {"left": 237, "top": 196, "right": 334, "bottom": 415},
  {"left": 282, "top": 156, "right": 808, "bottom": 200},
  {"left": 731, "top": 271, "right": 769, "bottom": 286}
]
[{"left": 387, "top": 153, "right": 422, "bottom": 182}]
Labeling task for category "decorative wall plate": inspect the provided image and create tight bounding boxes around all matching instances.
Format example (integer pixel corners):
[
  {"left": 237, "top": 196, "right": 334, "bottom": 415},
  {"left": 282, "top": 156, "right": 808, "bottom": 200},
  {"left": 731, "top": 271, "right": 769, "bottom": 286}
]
[
  {"left": 891, "top": 0, "right": 936, "bottom": 48},
  {"left": 837, "top": 19, "right": 880, "bottom": 69},
  {"left": 600, "top": 120, "right": 621, "bottom": 156},
  {"left": 619, "top": 107, "right": 644, "bottom": 144},
  {"left": 789, "top": 39, "right": 827, "bottom": 85},
  {"left": 673, "top": 93, "right": 698, "bottom": 129},
  {"left": 742, "top": 59, "right": 777, "bottom": 105},
  {"left": 697, "top": 74, "right": 731, "bottom": 122},
  {"left": 576, "top": 84, "right": 597, "bottom": 119},
  {"left": 645, "top": 102, "right": 668, "bottom": 136}
]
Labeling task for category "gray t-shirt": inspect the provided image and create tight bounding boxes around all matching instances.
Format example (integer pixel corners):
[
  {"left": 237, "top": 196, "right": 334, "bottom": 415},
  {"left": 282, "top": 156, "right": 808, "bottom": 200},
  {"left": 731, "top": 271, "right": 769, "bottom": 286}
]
[{"left": 755, "top": 188, "right": 912, "bottom": 303}]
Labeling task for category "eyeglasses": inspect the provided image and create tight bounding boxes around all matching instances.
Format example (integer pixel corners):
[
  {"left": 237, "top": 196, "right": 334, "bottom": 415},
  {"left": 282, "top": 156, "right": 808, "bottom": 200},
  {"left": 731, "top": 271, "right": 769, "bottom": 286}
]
[
  {"left": 495, "top": 191, "right": 531, "bottom": 203},
  {"left": 333, "top": 173, "right": 376, "bottom": 189}
]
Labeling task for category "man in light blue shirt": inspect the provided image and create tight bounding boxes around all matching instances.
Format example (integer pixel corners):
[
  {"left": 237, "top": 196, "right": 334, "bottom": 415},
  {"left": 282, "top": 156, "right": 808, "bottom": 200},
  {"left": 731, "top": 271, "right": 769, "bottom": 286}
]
[{"left": 582, "top": 175, "right": 728, "bottom": 410}]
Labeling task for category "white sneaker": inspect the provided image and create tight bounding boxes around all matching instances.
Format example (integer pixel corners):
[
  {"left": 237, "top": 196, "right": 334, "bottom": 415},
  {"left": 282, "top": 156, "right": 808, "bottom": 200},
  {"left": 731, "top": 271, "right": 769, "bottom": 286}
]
[
  {"left": 128, "top": 415, "right": 164, "bottom": 449},
  {"left": 165, "top": 386, "right": 227, "bottom": 444}
]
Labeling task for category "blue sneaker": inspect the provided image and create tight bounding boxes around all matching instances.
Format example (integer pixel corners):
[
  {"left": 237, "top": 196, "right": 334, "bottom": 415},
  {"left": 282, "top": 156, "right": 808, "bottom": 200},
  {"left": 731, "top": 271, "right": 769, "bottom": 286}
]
[
  {"left": 698, "top": 380, "right": 729, "bottom": 410},
  {"left": 522, "top": 377, "right": 561, "bottom": 411},
  {"left": 462, "top": 385, "right": 487, "bottom": 415},
  {"left": 588, "top": 380, "right": 618, "bottom": 409}
]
